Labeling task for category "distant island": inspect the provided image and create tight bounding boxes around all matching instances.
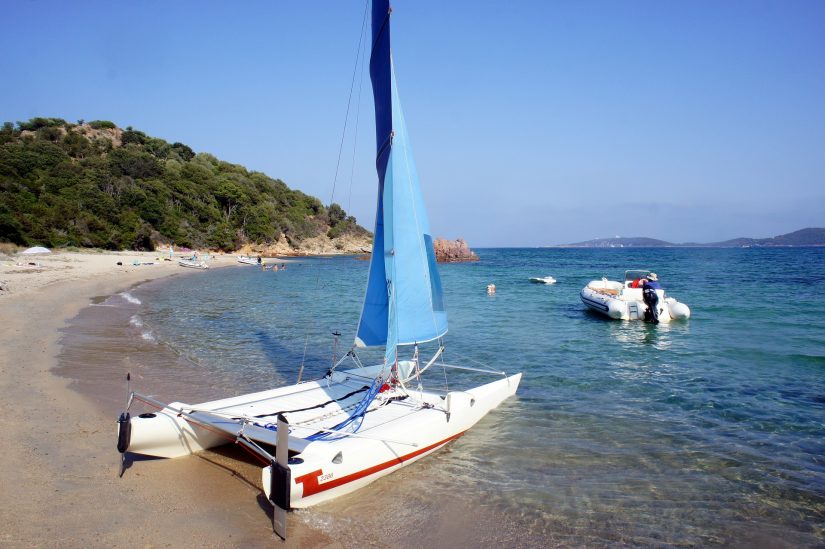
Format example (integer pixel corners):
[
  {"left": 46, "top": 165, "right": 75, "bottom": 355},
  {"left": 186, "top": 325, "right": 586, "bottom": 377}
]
[
  {"left": 559, "top": 228, "right": 825, "bottom": 248},
  {"left": 0, "top": 117, "right": 371, "bottom": 254}
]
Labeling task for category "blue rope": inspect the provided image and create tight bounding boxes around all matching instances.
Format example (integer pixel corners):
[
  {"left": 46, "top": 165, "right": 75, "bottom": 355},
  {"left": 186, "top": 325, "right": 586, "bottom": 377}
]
[{"left": 306, "top": 377, "right": 383, "bottom": 441}]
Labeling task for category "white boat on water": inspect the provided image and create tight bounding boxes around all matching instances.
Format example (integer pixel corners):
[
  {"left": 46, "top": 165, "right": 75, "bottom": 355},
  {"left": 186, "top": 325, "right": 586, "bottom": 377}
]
[
  {"left": 530, "top": 276, "right": 556, "bottom": 284},
  {"left": 580, "top": 270, "right": 690, "bottom": 322},
  {"left": 117, "top": 3, "right": 521, "bottom": 538},
  {"left": 237, "top": 255, "right": 260, "bottom": 266}
]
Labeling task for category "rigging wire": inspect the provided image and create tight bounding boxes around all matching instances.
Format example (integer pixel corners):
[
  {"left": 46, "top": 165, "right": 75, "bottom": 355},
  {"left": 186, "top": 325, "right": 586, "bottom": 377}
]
[
  {"left": 346, "top": 13, "right": 369, "bottom": 214},
  {"left": 302, "top": 0, "right": 369, "bottom": 380},
  {"left": 328, "top": 0, "right": 370, "bottom": 208},
  {"left": 306, "top": 376, "right": 383, "bottom": 441},
  {"left": 297, "top": 334, "right": 309, "bottom": 383}
]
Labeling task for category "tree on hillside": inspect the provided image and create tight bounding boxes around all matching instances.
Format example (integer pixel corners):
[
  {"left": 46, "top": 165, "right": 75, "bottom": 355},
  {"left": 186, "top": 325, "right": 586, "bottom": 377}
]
[{"left": 215, "top": 181, "right": 246, "bottom": 220}]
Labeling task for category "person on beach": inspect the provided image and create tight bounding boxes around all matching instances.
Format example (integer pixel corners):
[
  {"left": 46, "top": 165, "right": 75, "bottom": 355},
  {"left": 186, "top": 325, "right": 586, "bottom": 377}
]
[{"left": 641, "top": 273, "right": 661, "bottom": 324}]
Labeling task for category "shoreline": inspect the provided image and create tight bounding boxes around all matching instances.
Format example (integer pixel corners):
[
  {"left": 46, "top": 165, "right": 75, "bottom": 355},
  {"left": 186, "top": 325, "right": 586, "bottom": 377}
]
[
  {"left": 0, "top": 249, "right": 309, "bottom": 299},
  {"left": 0, "top": 251, "right": 331, "bottom": 546}
]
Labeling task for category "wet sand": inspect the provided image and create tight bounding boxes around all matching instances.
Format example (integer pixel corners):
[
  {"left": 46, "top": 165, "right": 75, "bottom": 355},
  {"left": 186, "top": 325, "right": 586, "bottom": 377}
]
[{"left": 0, "top": 253, "right": 330, "bottom": 547}]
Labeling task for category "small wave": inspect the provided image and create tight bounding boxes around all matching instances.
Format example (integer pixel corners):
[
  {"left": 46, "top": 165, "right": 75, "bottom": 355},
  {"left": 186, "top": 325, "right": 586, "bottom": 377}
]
[
  {"left": 129, "top": 315, "right": 144, "bottom": 328},
  {"left": 120, "top": 292, "right": 142, "bottom": 305},
  {"left": 141, "top": 331, "right": 156, "bottom": 342}
]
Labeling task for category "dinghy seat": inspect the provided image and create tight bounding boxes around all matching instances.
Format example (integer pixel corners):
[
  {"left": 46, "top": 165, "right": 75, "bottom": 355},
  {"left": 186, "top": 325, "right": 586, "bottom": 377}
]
[{"left": 595, "top": 288, "right": 619, "bottom": 296}]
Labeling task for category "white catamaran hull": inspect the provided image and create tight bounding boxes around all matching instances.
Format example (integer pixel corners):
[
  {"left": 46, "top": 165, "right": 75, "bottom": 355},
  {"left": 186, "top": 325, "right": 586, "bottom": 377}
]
[
  {"left": 124, "top": 366, "right": 521, "bottom": 508},
  {"left": 580, "top": 280, "right": 690, "bottom": 321}
]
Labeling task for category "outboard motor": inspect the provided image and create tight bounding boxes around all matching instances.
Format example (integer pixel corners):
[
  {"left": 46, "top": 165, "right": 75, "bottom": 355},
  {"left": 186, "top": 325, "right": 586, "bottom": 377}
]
[{"left": 642, "top": 287, "right": 660, "bottom": 324}]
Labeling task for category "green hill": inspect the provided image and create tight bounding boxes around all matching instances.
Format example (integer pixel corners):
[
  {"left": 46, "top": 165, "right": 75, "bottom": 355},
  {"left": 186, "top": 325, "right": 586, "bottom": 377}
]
[{"left": 0, "top": 117, "right": 370, "bottom": 252}]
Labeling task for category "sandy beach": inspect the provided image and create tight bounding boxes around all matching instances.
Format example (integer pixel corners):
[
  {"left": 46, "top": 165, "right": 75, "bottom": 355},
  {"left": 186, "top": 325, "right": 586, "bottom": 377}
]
[{"left": 0, "top": 251, "right": 332, "bottom": 547}]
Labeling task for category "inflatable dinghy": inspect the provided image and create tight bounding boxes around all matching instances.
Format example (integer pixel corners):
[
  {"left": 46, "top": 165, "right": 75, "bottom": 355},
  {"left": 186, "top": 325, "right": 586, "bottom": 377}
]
[{"left": 580, "top": 270, "right": 690, "bottom": 322}]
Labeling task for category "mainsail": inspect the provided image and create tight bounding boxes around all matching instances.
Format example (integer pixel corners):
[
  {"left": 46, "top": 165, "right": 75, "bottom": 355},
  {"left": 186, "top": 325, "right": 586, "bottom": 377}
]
[{"left": 355, "top": 0, "right": 448, "bottom": 365}]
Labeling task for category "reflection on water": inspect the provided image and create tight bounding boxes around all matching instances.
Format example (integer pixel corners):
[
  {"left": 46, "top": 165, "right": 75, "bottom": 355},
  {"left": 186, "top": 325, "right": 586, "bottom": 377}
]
[
  {"left": 599, "top": 317, "right": 684, "bottom": 349},
  {"left": 60, "top": 249, "right": 825, "bottom": 547}
]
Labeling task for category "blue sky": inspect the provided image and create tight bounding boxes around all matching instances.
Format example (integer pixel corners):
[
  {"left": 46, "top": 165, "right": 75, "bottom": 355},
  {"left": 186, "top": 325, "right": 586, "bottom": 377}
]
[{"left": 2, "top": 1, "right": 823, "bottom": 246}]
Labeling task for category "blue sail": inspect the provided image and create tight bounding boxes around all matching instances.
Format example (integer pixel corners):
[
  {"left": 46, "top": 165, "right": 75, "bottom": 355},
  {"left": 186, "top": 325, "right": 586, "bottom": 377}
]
[{"left": 355, "top": 0, "right": 448, "bottom": 364}]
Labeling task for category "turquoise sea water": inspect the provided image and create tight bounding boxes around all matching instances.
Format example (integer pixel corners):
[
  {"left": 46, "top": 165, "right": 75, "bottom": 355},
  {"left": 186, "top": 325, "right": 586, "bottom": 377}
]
[{"left": 126, "top": 248, "right": 825, "bottom": 546}]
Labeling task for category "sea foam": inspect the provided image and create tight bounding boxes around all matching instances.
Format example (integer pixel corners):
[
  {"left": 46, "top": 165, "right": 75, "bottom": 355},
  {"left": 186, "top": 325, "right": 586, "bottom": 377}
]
[{"left": 120, "top": 292, "right": 142, "bottom": 305}]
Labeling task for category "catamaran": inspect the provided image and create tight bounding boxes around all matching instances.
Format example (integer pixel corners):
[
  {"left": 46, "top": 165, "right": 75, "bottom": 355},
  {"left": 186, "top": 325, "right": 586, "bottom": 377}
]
[{"left": 116, "top": 1, "right": 521, "bottom": 538}]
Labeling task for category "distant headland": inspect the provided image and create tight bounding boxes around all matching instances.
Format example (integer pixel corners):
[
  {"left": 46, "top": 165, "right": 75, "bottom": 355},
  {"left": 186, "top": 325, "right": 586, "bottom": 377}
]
[{"left": 559, "top": 228, "right": 825, "bottom": 248}]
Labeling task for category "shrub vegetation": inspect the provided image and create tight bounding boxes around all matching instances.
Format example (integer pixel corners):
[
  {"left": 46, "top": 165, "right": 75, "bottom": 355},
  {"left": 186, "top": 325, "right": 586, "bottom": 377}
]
[{"left": 0, "top": 118, "right": 369, "bottom": 251}]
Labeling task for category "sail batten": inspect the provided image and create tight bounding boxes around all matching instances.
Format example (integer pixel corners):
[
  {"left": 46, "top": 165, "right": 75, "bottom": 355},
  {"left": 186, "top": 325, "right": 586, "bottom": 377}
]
[{"left": 355, "top": 0, "right": 448, "bottom": 362}]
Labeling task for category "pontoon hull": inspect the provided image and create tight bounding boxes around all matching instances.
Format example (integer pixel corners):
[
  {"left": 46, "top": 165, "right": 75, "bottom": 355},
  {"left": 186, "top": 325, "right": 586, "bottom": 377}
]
[
  {"left": 122, "top": 369, "right": 521, "bottom": 508},
  {"left": 264, "top": 372, "right": 521, "bottom": 508}
]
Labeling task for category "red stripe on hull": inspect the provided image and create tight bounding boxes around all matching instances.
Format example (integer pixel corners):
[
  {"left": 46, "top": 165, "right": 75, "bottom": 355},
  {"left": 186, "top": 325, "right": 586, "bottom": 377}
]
[{"left": 295, "top": 431, "right": 466, "bottom": 498}]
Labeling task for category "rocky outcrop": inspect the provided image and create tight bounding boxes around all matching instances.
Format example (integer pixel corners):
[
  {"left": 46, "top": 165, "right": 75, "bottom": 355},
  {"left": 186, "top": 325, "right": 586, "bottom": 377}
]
[
  {"left": 433, "top": 238, "right": 479, "bottom": 262},
  {"left": 19, "top": 123, "right": 123, "bottom": 147}
]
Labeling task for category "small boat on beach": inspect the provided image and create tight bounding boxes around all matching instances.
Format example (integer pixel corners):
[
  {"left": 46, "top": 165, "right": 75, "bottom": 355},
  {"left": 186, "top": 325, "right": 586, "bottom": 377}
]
[
  {"left": 237, "top": 255, "right": 260, "bottom": 266},
  {"left": 530, "top": 276, "right": 556, "bottom": 284},
  {"left": 580, "top": 270, "right": 690, "bottom": 322},
  {"left": 117, "top": 3, "right": 520, "bottom": 538},
  {"left": 178, "top": 258, "right": 208, "bottom": 269}
]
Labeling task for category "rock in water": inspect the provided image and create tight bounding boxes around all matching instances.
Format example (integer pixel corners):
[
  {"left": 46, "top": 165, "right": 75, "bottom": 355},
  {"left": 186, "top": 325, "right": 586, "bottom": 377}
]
[{"left": 433, "top": 238, "right": 479, "bottom": 263}]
